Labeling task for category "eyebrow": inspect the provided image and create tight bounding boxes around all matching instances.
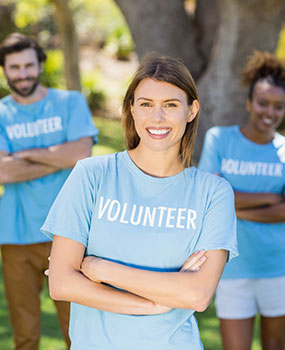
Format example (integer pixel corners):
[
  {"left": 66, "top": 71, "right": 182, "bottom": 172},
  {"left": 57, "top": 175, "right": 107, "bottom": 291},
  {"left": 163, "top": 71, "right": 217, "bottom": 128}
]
[
  {"left": 8, "top": 62, "right": 36, "bottom": 68},
  {"left": 136, "top": 97, "right": 182, "bottom": 102}
]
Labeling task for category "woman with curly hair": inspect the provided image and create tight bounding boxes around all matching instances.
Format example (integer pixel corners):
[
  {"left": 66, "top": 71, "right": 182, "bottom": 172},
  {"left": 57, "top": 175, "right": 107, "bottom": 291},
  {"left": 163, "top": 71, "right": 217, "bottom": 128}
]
[{"left": 199, "top": 51, "right": 285, "bottom": 350}]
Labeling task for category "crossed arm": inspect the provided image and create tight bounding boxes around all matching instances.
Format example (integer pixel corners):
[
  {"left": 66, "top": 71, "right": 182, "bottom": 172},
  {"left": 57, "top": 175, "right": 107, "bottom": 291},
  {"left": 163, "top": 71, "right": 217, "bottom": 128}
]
[
  {"left": 0, "top": 137, "right": 93, "bottom": 184},
  {"left": 48, "top": 235, "right": 227, "bottom": 315},
  {"left": 234, "top": 191, "right": 285, "bottom": 223}
]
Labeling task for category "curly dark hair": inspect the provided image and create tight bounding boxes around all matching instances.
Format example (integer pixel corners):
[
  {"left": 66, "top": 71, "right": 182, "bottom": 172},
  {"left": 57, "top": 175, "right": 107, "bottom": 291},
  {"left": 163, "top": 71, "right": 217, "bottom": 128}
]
[
  {"left": 0, "top": 33, "right": 46, "bottom": 67},
  {"left": 242, "top": 51, "right": 285, "bottom": 100}
]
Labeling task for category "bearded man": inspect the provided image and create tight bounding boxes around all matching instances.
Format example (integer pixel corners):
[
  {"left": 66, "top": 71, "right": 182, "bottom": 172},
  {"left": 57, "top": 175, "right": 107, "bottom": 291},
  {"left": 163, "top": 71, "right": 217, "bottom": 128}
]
[{"left": 0, "top": 33, "right": 98, "bottom": 350}]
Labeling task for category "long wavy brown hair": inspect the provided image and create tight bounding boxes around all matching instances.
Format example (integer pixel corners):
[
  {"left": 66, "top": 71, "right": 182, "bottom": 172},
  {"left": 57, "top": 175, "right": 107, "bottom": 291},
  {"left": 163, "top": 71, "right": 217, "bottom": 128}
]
[{"left": 122, "top": 52, "right": 200, "bottom": 168}]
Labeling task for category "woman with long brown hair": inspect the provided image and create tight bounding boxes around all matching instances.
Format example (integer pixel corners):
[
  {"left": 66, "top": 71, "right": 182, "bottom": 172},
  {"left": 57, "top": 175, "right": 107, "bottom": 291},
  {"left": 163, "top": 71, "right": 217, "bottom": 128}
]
[{"left": 42, "top": 52, "right": 237, "bottom": 350}]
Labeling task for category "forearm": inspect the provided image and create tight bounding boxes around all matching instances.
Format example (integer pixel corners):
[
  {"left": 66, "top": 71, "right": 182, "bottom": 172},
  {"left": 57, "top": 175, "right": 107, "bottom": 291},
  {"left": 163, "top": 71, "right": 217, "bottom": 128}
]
[
  {"left": 97, "top": 263, "right": 205, "bottom": 310},
  {"left": 236, "top": 202, "right": 285, "bottom": 222},
  {"left": 87, "top": 250, "right": 227, "bottom": 311},
  {"left": 14, "top": 137, "right": 93, "bottom": 169},
  {"left": 0, "top": 156, "right": 59, "bottom": 184},
  {"left": 49, "top": 235, "right": 169, "bottom": 315},
  {"left": 49, "top": 267, "right": 166, "bottom": 315},
  {"left": 234, "top": 191, "right": 283, "bottom": 209}
]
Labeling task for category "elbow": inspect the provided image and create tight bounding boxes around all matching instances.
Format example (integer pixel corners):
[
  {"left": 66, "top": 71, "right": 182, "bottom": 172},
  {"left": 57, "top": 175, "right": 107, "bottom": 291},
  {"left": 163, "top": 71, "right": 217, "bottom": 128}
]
[
  {"left": 194, "top": 295, "right": 212, "bottom": 312},
  {"left": 179, "top": 288, "right": 213, "bottom": 312},
  {"left": 68, "top": 148, "right": 92, "bottom": 168},
  {"left": 49, "top": 282, "right": 64, "bottom": 301},
  {"left": 48, "top": 276, "right": 69, "bottom": 301},
  {"left": 78, "top": 147, "right": 92, "bottom": 161}
]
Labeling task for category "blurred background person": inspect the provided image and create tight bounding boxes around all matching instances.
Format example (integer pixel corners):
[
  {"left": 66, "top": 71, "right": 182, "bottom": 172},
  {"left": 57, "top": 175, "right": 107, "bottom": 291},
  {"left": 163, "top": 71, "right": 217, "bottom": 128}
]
[
  {"left": 199, "top": 51, "right": 285, "bottom": 350},
  {"left": 0, "top": 33, "right": 98, "bottom": 350}
]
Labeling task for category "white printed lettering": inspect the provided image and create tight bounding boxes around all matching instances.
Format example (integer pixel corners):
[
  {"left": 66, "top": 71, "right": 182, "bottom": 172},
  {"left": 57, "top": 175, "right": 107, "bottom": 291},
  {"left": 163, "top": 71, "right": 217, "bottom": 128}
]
[
  {"left": 165, "top": 208, "right": 176, "bottom": 228},
  {"left": 142, "top": 206, "right": 156, "bottom": 227},
  {"left": 120, "top": 203, "right": 129, "bottom": 224},
  {"left": 176, "top": 208, "right": 186, "bottom": 229},
  {"left": 98, "top": 196, "right": 110, "bottom": 219}
]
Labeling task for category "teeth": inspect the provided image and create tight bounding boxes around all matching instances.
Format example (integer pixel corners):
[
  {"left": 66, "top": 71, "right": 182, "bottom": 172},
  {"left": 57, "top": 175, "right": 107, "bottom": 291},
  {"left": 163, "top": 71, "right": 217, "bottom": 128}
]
[
  {"left": 148, "top": 129, "right": 170, "bottom": 135},
  {"left": 263, "top": 117, "right": 273, "bottom": 124}
]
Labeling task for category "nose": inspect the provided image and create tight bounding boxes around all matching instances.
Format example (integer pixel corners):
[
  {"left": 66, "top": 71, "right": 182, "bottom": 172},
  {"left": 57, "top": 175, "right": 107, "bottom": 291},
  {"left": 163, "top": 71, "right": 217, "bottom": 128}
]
[
  {"left": 150, "top": 106, "right": 165, "bottom": 122},
  {"left": 266, "top": 104, "right": 275, "bottom": 117},
  {"left": 18, "top": 67, "right": 29, "bottom": 79}
]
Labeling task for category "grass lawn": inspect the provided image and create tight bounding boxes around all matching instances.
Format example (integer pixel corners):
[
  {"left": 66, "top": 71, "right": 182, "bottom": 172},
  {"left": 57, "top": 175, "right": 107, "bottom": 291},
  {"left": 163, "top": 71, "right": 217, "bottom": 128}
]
[{"left": 0, "top": 116, "right": 262, "bottom": 349}]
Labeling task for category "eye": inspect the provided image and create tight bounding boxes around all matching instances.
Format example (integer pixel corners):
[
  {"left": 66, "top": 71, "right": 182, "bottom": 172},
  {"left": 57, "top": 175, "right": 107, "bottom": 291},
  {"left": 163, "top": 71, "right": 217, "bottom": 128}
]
[
  {"left": 164, "top": 102, "right": 178, "bottom": 108},
  {"left": 274, "top": 103, "right": 285, "bottom": 111},
  {"left": 140, "top": 102, "right": 152, "bottom": 107},
  {"left": 257, "top": 99, "right": 267, "bottom": 107},
  {"left": 9, "top": 65, "right": 19, "bottom": 71}
]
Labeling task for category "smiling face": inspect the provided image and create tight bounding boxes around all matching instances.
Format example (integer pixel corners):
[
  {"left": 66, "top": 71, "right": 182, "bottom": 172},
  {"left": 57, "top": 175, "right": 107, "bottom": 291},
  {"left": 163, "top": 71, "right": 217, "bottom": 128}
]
[
  {"left": 3, "top": 48, "right": 42, "bottom": 97},
  {"left": 130, "top": 78, "right": 199, "bottom": 156},
  {"left": 246, "top": 80, "right": 285, "bottom": 137}
]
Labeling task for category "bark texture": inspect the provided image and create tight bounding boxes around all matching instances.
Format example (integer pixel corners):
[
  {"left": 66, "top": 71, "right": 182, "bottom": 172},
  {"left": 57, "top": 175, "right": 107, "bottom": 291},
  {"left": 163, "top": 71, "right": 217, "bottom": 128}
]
[
  {"left": 115, "top": 0, "right": 285, "bottom": 159},
  {"left": 196, "top": 0, "right": 285, "bottom": 158},
  {"left": 50, "top": 0, "right": 81, "bottom": 90},
  {"left": 0, "top": 4, "right": 16, "bottom": 43},
  {"left": 114, "top": 0, "right": 219, "bottom": 79}
]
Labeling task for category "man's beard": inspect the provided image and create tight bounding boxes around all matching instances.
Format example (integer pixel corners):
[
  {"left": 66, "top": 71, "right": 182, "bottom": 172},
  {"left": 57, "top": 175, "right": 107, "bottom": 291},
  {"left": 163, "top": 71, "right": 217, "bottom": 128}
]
[{"left": 7, "top": 75, "right": 41, "bottom": 97}]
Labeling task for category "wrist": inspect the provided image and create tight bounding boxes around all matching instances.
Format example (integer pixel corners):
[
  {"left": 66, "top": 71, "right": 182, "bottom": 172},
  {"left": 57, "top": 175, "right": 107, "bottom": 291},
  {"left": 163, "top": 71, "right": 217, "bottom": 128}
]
[{"left": 100, "top": 260, "right": 117, "bottom": 284}]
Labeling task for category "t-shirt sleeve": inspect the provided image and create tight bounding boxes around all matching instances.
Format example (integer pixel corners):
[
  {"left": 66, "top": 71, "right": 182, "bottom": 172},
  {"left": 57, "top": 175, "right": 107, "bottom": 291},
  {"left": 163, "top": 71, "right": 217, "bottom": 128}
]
[
  {"left": 0, "top": 124, "right": 10, "bottom": 152},
  {"left": 66, "top": 91, "right": 99, "bottom": 144},
  {"left": 0, "top": 107, "right": 10, "bottom": 152},
  {"left": 41, "top": 161, "right": 95, "bottom": 246},
  {"left": 198, "top": 127, "right": 222, "bottom": 174},
  {"left": 195, "top": 178, "right": 238, "bottom": 262}
]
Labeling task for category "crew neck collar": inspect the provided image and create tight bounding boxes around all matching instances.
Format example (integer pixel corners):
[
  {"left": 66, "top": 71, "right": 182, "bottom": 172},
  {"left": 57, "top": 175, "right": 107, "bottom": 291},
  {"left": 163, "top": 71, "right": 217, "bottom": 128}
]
[{"left": 121, "top": 150, "right": 193, "bottom": 184}]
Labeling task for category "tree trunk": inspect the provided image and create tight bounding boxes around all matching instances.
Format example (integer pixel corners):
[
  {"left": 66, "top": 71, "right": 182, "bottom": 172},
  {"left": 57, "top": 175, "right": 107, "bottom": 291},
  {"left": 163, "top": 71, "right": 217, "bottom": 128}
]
[
  {"left": 0, "top": 3, "right": 16, "bottom": 43},
  {"left": 114, "top": 0, "right": 219, "bottom": 79},
  {"left": 50, "top": 0, "right": 81, "bottom": 91},
  {"left": 196, "top": 0, "right": 285, "bottom": 159},
  {"left": 114, "top": 0, "right": 285, "bottom": 160}
]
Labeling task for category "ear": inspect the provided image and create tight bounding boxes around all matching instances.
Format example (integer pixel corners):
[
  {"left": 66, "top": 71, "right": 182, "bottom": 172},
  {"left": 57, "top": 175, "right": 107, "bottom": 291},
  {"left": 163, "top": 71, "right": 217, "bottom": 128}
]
[
  {"left": 245, "top": 98, "right": 251, "bottom": 112},
  {"left": 39, "top": 62, "right": 44, "bottom": 74},
  {"left": 187, "top": 99, "right": 200, "bottom": 123}
]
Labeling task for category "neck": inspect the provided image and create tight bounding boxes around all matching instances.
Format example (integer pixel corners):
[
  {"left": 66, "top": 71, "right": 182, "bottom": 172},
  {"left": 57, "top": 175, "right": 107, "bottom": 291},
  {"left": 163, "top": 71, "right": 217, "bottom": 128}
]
[
  {"left": 240, "top": 124, "right": 274, "bottom": 144},
  {"left": 11, "top": 85, "right": 48, "bottom": 105},
  {"left": 128, "top": 145, "right": 184, "bottom": 178}
]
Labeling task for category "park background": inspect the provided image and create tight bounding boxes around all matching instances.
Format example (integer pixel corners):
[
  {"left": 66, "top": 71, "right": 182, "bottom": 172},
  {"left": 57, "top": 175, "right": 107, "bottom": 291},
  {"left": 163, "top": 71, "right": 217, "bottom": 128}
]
[{"left": 0, "top": 0, "right": 285, "bottom": 349}]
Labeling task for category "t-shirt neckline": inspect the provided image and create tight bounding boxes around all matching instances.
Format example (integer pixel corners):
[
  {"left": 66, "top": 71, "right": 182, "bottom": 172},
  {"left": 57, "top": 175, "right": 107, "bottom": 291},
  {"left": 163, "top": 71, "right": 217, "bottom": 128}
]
[
  {"left": 8, "top": 88, "right": 53, "bottom": 111},
  {"left": 234, "top": 125, "right": 275, "bottom": 149},
  {"left": 121, "top": 150, "right": 193, "bottom": 184}
]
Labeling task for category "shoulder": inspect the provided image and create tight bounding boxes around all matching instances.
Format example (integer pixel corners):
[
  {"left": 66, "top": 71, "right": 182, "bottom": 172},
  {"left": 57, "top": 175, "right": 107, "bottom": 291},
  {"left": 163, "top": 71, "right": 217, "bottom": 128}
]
[
  {"left": 0, "top": 96, "right": 12, "bottom": 120},
  {"left": 205, "top": 125, "right": 238, "bottom": 138},
  {"left": 272, "top": 132, "right": 285, "bottom": 162},
  {"left": 272, "top": 132, "right": 285, "bottom": 149},
  {"left": 0, "top": 95, "right": 12, "bottom": 109},
  {"left": 0, "top": 94, "right": 12, "bottom": 104},
  {"left": 48, "top": 88, "right": 85, "bottom": 103},
  {"left": 191, "top": 167, "right": 234, "bottom": 197},
  {"left": 77, "top": 152, "right": 121, "bottom": 178}
]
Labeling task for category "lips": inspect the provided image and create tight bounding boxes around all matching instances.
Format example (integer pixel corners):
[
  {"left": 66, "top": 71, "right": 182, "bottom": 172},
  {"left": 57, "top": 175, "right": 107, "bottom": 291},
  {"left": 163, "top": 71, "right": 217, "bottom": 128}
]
[
  {"left": 261, "top": 116, "right": 274, "bottom": 125},
  {"left": 146, "top": 128, "right": 171, "bottom": 137}
]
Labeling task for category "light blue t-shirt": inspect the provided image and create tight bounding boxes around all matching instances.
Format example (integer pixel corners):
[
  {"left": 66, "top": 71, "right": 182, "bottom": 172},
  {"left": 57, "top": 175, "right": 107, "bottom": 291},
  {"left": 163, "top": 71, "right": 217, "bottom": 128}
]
[
  {"left": 199, "top": 125, "right": 285, "bottom": 279},
  {"left": 0, "top": 88, "right": 98, "bottom": 244},
  {"left": 41, "top": 151, "right": 237, "bottom": 350}
]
